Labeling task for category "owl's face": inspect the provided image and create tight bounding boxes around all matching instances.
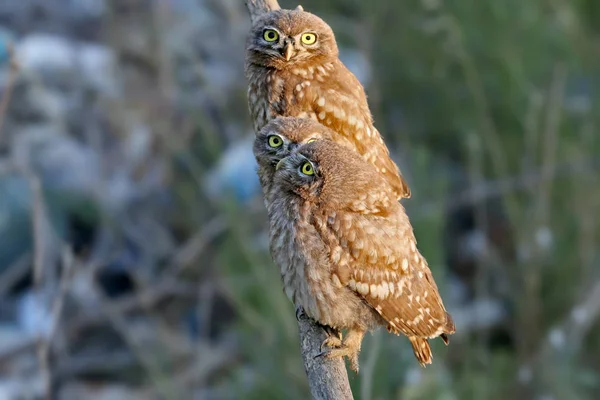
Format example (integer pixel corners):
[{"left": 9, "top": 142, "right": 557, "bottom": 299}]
[
  {"left": 272, "top": 145, "right": 323, "bottom": 201},
  {"left": 253, "top": 117, "right": 336, "bottom": 170},
  {"left": 274, "top": 140, "right": 394, "bottom": 209},
  {"left": 247, "top": 9, "right": 338, "bottom": 69}
]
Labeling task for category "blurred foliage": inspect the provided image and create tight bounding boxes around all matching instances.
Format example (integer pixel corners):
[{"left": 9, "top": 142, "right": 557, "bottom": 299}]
[{"left": 1, "top": 0, "right": 599, "bottom": 398}]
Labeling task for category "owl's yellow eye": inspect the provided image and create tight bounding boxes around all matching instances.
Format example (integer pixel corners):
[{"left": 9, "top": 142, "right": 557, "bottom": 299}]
[
  {"left": 268, "top": 135, "right": 283, "bottom": 148},
  {"left": 306, "top": 138, "right": 318, "bottom": 144},
  {"left": 301, "top": 33, "right": 317, "bottom": 45},
  {"left": 263, "top": 29, "right": 279, "bottom": 42},
  {"left": 300, "top": 161, "right": 314, "bottom": 176}
]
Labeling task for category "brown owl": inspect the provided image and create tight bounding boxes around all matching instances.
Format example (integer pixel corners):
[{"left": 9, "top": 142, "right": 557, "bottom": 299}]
[
  {"left": 253, "top": 116, "right": 354, "bottom": 203},
  {"left": 245, "top": 7, "right": 411, "bottom": 200},
  {"left": 267, "top": 137, "right": 455, "bottom": 373}
]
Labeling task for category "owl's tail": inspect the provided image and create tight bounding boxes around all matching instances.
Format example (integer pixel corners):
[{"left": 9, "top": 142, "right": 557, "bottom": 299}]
[
  {"left": 408, "top": 311, "right": 456, "bottom": 366},
  {"left": 408, "top": 337, "right": 433, "bottom": 366},
  {"left": 440, "top": 311, "right": 456, "bottom": 345}
]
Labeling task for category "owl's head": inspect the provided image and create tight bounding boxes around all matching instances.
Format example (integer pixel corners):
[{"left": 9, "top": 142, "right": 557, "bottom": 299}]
[
  {"left": 274, "top": 140, "right": 394, "bottom": 213},
  {"left": 253, "top": 117, "right": 338, "bottom": 171},
  {"left": 246, "top": 7, "right": 338, "bottom": 69}
]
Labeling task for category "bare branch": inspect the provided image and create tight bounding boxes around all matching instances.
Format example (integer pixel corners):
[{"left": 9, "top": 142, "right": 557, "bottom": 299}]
[
  {"left": 0, "top": 43, "right": 18, "bottom": 138},
  {"left": 30, "top": 172, "right": 46, "bottom": 287},
  {"left": 37, "top": 248, "right": 75, "bottom": 399},
  {"left": 297, "top": 313, "right": 354, "bottom": 400},
  {"left": 245, "top": 0, "right": 281, "bottom": 23},
  {"left": 535, "top": 63, "right": 566, "bottom": 224}
]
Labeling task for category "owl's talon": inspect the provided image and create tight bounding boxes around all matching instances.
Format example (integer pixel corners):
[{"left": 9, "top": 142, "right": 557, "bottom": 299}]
[
  {"left": 320, "top": 324, "right": 341, "bottom": 340},
  {"left": 295, "top": 305, "right": 306, "bottom": 321},
  {"left": 320, "top": 335, "right": 343, "bottom": 352},
  {"left": 314, "top": 350, "right": 327, "bottom": 359},
  {"left": 314, "top": 345, "right": 360, "bottom": 373}
]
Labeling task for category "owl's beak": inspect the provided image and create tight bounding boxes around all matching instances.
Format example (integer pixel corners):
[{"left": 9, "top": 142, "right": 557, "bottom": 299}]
[
  {"left": 288, "top": 142, "right": 299, "bottom": 152},
  {"left": 283, "top": 42, "right": 294, "bottom": 61},
  {"left": 275, "top": 158, "right": 285, "bottom": 171}
]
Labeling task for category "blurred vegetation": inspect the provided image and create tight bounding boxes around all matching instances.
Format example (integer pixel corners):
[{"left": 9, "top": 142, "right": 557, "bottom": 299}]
[{"left": 0, "top": 0, "right": 599, "bottom": 399}]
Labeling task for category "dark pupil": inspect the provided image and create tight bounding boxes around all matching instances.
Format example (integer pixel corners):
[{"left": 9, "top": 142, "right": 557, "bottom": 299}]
[{"left": 268, "top": 32, "right": 275, "bottom": 39}]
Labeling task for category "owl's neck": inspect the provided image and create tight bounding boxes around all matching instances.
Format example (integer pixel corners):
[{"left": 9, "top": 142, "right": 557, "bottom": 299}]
[{"left": 247, "top": 52, "right": 336, "bottom": 72}]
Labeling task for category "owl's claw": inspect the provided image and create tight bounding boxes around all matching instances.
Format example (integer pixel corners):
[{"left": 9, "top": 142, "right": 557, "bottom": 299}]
[
  {"left": 320, "top": 324, "right": 342, "bottom": 341},
  {"left": 320, "top": 335, "right": 343, "bottom": 352},
  {"left": 314, "top": 328, "right": 364, "bottom": 373},
  {"left": 315, "top": 344, "right": 360, "bottom": 373},
  {"left": 295, "top": 305, "right": 306, "bottom": 321}
]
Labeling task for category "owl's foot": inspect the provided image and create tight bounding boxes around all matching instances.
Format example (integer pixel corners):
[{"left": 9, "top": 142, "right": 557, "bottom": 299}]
[
  {"left": 320, "top": 334, "right": 343, "bottom": 352},
  {"left": 317, "top": 343, "right": 360, "bottom": 373},
  {"left": 320, "top": 324, "right": 342, "bottom": 342},
  {"left": 295, "top": 305, "right": 306, "bottom": 321},
  {"left": 315, "top": 328, "right": 365, "bottom": 374}
]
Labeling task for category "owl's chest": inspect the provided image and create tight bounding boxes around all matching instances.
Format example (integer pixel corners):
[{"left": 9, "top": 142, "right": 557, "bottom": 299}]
[
  {"left": 267, "top": 200, "right": 382, "bottom": 329},
  {"left": 267, "top": 202, "right": 329, "bottom": 320},
  {"left": 247, "top": 69, "right": 305, "bottom": 132}
]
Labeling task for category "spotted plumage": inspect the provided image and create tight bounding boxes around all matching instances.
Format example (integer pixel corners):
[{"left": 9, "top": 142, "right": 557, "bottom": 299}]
[
  {"left": 255, "top": 121, "right": 455, "bottom": 372},
  {"left": 245, "top": 7, "right": 411, "bottom": 200}
]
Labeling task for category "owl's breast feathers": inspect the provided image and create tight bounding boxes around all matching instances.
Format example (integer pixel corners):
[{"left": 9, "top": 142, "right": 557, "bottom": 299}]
[
  {"left": 246, "top": 60, "right": 411, "bottom": 199},
  {"left": 268, "top": 196, "right": 318, "bottom": 319},
  {"left": 267, "top": 195, "right": 382, "bottom": 329}
]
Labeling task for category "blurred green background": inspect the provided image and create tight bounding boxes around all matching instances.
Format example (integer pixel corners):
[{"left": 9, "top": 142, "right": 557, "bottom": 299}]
[{"left": 0, "top": 0, "right": 598, "bottom": 399}]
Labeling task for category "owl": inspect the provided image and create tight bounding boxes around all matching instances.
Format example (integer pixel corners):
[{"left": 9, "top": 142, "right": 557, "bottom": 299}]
[
  {"left": 266, "top": 136, "right": 455, "bottom": 373},
  {"left": 253, "top": 116, "right": 354, "bottom": 203},
  {"left": 245, "top": 6, "right": 411, "bottom": 200}
]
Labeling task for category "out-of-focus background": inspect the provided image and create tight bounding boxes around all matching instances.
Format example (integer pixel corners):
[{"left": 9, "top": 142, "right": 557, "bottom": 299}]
[{"left": 0, "top": 0, "right": 598, "bottom": 399}]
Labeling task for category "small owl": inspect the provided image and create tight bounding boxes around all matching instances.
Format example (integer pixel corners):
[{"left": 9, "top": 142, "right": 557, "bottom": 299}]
[
  {"left": 253, "top": 116, "right": 354, "bottom": 203},
  {"left": 245, "top": 6, "right": 411, "bottom": 200},
  {"left": 266, "top": 135, "right": 455, "bottom": 372}
]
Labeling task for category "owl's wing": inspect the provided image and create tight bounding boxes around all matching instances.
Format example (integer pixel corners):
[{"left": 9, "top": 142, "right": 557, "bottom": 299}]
[
  {"left": 315, "top": 206, "right": 454, "bottom": 339},
  {"left": 300, "top": 61, "right": 411, "bottom": 199}
]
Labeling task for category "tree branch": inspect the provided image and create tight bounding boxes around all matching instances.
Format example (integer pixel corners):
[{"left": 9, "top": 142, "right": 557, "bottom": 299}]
[
  {"left": 245, "top": 0, "right": 281, "bottom": 23},
  {"left": 297, "top": 312, "right": 354, "bottom": 400}
]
